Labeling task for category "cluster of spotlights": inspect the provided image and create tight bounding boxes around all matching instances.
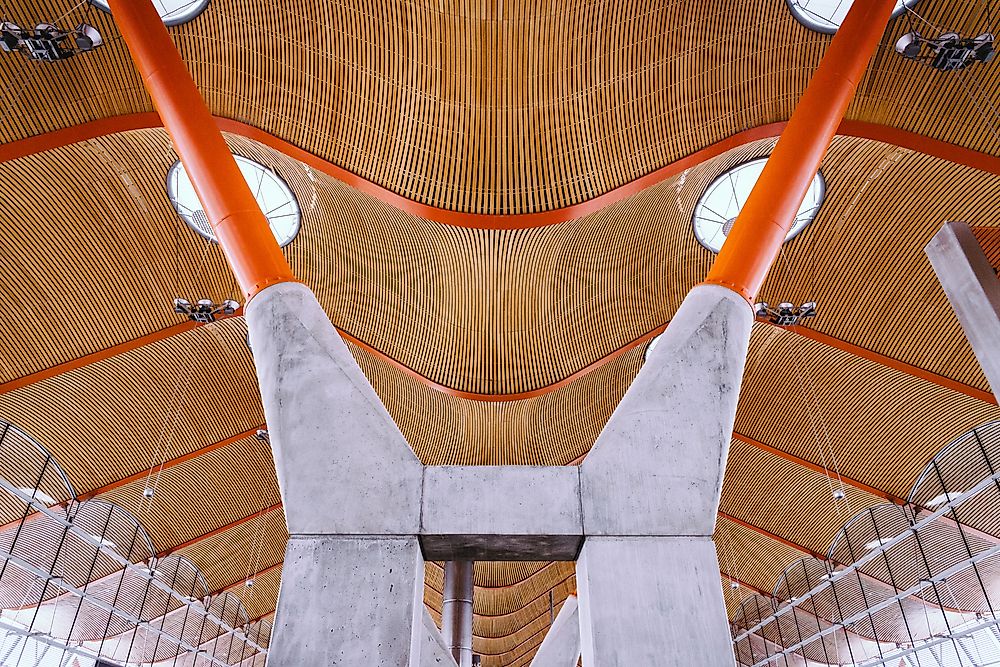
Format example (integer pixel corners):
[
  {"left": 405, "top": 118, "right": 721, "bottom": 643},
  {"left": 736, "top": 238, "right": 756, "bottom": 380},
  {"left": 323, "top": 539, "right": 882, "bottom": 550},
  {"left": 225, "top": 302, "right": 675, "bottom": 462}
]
[
  {"left": 895, "top": 31, "right": 995, "bottom": 71},
  {"left": 173, "top": 298, "right": 240, "bottom": 323},
  {"left": 0, "top": 21, "right": 102, "bottom": 62},
  {"left": 753, "top": 301, "right": 817, "bottom": 326}
]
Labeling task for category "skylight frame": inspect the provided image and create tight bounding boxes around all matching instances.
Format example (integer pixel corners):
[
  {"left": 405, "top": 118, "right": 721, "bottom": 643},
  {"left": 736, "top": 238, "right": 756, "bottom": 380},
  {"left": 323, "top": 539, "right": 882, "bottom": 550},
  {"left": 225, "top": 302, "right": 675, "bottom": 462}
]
[
  {"left": 691, "top": 156, "right": 826, "bottom": 254},
  {"left": 89, "top": 0, "right": 211, "bottom": 27},
  {"left": 166, "top": 155, "right": 302, "bottom": 249},
  {"left": 785, "top": 0, "right": 918, "bottom": 35}
]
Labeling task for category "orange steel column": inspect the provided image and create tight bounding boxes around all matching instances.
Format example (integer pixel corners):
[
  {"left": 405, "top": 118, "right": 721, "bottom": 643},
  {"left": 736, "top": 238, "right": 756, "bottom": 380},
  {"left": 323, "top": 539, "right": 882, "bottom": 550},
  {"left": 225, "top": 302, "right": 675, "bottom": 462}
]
[
  {"left": 106, "top": 0, "right": 295, "bottom": 301},
  {"left": 704, "top": 0, "right": 897, "bottom": 303}
]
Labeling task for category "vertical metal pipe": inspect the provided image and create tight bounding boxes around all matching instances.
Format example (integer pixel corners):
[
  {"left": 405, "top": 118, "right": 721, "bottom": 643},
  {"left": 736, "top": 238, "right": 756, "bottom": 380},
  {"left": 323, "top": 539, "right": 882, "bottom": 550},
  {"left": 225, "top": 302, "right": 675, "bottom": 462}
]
[{"left": 442, "top": 561, "right": 474, "bottom": 667}]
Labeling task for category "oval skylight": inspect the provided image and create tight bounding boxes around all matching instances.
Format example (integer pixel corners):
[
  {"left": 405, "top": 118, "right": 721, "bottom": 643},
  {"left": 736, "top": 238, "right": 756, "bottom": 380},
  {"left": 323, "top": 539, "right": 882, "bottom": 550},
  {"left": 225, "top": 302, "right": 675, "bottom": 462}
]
[
  {"left": 166, "top": 156, "right": 301, "bottom": 248},
  {"left": 90, "top": 0, "right": 210, "bottom": 27},
  {"left": 692, "top": 157, "right": 825, "bottom": 254},
  {"left": 786, "top": 0, "right": 917, "bottom": 34}
]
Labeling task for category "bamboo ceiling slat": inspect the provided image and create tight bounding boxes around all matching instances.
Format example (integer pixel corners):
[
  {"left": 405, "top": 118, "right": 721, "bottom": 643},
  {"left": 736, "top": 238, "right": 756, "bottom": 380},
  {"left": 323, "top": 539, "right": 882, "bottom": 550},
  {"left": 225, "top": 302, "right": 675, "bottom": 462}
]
[
  {"left": 721, "top": 435, "right": 884, "bottom": 557},
  {"left": 4, "top": 129, "right": 998, "bottom": 404},
  {"left": 737, "top": 323, "right": 1000, "bottom": 500},
  {"left": 173, "top": 506, "right": 286, "bottom": 594},
  {"left": 96, "top": 436, "right": 280, "bottom": 552},
  {"left": 0, "top": 318, "right": 262, "bottom": 495},
  {"left": 1, "top": 0, "right": 996, "bottom": 215},
  {"left": 716, "top": 515, "right": 807, "bottom": 604}
]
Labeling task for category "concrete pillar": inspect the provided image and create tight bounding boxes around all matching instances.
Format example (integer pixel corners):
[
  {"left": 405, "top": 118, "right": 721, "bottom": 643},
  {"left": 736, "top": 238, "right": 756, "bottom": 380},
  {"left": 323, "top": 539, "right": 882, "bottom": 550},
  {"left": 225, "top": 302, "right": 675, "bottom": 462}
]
[
  {"left": 246, "top": 283, "right": 427, "bottom": 665},
  {"left": 578, "top": 284, "right": 752, "bottom": 664},
  {"left": 529, "top": 595, "right": 580, "bottom": 667},
  {"left": 577, "top": 538, "right": 733, "bottom": 666},
  {"left": 441, "top": 561, "right": 474, "bottom": 667},
  {"left": 925, "top": 221, "right": 1000, "bottom": 400},
  {"left": 420, "top": 608, "right": 459, "bottom": 667}
]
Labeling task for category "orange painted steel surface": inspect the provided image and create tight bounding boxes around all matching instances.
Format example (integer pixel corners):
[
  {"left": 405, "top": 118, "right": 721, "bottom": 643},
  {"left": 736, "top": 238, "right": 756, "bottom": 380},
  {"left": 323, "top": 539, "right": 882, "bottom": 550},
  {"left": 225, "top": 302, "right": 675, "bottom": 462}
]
[
  {"left": 105, "top": 0, "right": 295, "bottom": 300},
  {"left": 704, "top": 0, "right": 898, "bottom": 302}
]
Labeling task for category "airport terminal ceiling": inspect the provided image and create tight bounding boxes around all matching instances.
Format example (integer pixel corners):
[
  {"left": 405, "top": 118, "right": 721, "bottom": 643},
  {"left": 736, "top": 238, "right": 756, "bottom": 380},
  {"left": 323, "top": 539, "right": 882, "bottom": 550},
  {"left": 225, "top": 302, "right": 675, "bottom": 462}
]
[{"left": 0, "top": 0, "right": 999, "bottom": 664}]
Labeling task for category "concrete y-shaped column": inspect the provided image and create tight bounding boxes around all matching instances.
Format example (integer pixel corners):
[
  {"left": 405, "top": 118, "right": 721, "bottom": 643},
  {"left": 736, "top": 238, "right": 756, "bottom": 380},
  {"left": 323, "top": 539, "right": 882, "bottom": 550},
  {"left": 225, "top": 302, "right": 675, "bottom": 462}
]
[
  {"left": 108, "top": 0, "right": 897, "bottom": 662},
  {"left": 246, "top": 283, "right": 432, "bottom": 665}
]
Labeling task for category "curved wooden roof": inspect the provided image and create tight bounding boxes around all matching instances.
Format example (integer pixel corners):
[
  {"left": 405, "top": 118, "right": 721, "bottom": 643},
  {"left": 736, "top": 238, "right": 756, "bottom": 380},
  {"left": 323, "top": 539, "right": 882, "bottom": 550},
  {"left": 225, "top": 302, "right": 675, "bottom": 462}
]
[{"left": 1, "top": 0, "right": 999, "bottom": 662}]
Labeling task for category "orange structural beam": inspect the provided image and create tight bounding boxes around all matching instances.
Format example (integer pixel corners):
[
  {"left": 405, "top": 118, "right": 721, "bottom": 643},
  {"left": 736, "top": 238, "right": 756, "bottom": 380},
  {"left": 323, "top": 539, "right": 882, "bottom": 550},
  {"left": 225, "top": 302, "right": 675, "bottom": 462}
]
[
  {"left": 106, "top": 0, "right": 295, "bottom": 301},
  {"left": 704, "top": 0, "right": 898, "bottom": 302}
]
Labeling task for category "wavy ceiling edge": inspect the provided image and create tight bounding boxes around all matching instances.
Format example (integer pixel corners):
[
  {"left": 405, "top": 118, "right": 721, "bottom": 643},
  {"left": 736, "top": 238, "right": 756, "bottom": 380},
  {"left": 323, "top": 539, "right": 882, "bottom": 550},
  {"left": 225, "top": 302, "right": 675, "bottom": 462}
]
[{"left": 2, "top": 115, "right": 998, "bottom": 232}]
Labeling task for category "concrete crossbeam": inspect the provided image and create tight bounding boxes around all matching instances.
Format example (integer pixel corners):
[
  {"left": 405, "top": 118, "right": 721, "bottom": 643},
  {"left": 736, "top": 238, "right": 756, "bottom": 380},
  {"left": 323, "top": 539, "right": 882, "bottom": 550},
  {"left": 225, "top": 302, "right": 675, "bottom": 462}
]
[{"left": 420, "top": 466, "right": 584, "bottom": 560}]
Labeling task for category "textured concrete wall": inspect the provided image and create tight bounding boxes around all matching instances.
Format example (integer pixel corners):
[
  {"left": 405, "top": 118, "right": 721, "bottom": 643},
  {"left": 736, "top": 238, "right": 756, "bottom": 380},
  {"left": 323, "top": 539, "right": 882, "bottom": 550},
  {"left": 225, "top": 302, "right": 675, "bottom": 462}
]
[{"left": 529, "top": 595, "right": 581, "bottom": 667}]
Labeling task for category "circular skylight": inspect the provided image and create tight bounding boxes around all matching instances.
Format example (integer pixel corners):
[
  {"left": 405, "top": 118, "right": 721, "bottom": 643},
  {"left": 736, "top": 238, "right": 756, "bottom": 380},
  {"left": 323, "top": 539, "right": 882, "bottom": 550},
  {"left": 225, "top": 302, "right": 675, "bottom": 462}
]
[
  {"left": 786, "top": 0, "right": 917, "bottom": 34},
  {"left": 692, "top": 157, "right": 825, "bottom": 254},
  {"left": 90, "top": 0, "right": 210, "bottom": 27},
  {"left": 166, "top": 156, "right": 301, "bottom": 248}
]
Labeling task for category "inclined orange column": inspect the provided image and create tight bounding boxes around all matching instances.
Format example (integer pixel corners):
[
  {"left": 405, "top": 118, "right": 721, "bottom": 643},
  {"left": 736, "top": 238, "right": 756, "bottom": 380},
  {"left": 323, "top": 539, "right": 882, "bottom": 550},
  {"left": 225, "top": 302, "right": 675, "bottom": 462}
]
[
  {"left": 107, "top": 0, "right": 295, "bottom": 301},
  {"left": 704, "top": 0, "right": 897, "bottom": 303}
]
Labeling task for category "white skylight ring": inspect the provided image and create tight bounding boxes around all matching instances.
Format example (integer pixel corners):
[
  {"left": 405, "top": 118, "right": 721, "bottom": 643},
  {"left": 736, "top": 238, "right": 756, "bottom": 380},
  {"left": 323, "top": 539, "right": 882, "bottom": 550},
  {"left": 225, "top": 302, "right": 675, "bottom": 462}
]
[
  {"left": 785, "top": 0, "right": 918, "bottom": 34},
  {"left": 692, "top": 156, "right": 826, "bottom": 254},
  {"left": 90, "top": 0, "right": 210, "bottom": 27},
  {"left": 166, "top": 155, "right": 301, "bottom": 248}
]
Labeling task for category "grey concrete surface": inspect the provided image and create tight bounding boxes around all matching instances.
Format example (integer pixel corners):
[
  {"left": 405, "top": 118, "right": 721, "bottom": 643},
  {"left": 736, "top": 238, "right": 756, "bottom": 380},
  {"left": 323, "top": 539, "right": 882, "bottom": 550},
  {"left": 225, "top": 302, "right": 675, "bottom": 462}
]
[
  {"left": 420, "top": 607, "right": 459, "bottom": 666},
  {"left": 581, "top": 284, "right": 753, "bottom": 536},
  {"left": 529, "top": 595, "right": 581, "bottom": 667},
  {"left": 245, "top": 282, "right": 423, "bottom": 536},
  {"left": 576, "top": 537, "right": 735, "bottom": 666},
  {"left": 420, "top": 466, "right": 583, "bottom": 559},
  {"left": 268, "top": 536, "right": 426, "bottom": 666},
  {"left": 926, "top": 221, "right": 1000, "bottom": 400}
]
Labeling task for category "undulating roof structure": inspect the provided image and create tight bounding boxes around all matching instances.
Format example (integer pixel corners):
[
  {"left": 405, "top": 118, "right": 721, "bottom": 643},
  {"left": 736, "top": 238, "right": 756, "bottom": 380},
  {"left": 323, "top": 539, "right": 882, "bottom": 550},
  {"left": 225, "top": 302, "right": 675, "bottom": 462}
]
[{"left": 0, "top": 0, "right": 999, "bottom": 665}]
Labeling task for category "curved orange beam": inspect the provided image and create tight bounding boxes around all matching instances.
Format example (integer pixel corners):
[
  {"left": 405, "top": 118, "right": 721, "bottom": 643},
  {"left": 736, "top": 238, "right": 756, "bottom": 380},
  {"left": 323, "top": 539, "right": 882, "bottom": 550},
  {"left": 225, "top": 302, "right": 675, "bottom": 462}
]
[
  {"left": 2, "top": 116, "right": 998, "bottom": 232},
  {"left": 704, "top": 0, "right": 898, "bottom": 302},
  {"left": 106, "top": 0, "right": 295, "bottom": 301}
]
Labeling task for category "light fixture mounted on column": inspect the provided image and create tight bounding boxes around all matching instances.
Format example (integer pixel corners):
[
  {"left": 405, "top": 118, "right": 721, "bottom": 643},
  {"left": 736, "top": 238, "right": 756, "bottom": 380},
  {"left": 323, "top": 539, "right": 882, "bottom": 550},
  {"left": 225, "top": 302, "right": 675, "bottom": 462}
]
[
  {"left": 173, "top": 298, "right": 240, "bottom": 323},
  {"left": 753, "top": 301, "right": 817, "bottom": 326},
  {"left": 0, "top": 21, "right": 102, "bottom": 61}
]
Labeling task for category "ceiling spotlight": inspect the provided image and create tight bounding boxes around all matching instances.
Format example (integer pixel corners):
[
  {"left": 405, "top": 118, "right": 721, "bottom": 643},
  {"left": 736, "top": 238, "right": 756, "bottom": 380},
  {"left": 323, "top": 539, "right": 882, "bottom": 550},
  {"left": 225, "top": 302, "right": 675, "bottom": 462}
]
[
  {"left": 173, "top": 297, "right": 240, "bottom": 323},
  {"left": 896, "top": 30, "right": 996, "bottom": 71},
  {"left": 832, "top": 488, "right": 845, "bottom": 500},
  {"left": 244, "top": 579, "right": 254, "bottom": 588},
  {"left": 143, "top": 487, "right": 155, "bottom": 499},
  {"left": 255, "top": 429, "right": 269, "bottom": 443},
  {"left": 730, "top": 580, "right": 740, "bottom": 590},
  {"left": 753, "top": 301, "right": 817, "bottom": 326},
  {"left": 0, "top": 21, "right": 103, "bottom": 61}
]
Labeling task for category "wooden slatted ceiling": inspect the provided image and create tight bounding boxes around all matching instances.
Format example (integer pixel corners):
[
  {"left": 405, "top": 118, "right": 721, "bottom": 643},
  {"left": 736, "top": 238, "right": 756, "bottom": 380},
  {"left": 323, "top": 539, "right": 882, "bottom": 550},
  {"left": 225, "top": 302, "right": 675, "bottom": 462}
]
[
  {"left": 1, "top": 0, "right": 997, "bottom": 215},
  {"left": 738, "top": 324, "right": 1000, "bottom": 500},
  {"left": 3, "top": 129, "right": 999, "bottom": 404}
]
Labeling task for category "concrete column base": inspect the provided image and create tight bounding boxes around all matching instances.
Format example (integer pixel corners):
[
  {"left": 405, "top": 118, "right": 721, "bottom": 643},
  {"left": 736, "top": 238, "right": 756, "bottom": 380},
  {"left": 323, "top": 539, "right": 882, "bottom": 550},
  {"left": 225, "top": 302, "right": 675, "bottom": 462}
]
[
  {"left": 576, "top": 537, "right": 735, "bottom": 666},
  {"left": 268, "top": 536, "right": 426, "bottom": 666}
]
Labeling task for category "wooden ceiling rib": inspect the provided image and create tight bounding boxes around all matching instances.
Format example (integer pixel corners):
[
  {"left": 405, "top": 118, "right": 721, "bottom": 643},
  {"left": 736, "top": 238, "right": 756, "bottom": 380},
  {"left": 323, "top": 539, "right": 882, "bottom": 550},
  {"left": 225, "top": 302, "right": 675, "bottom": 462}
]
[
  {"left": 2, "top": 0, "right": 997, "bottom": 214},
  {"left": 5, "top": 128, "right": 998, "bottom": 407},
  {"left": 7, "top": 113, "right": 1000, "bottom": 227}
]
